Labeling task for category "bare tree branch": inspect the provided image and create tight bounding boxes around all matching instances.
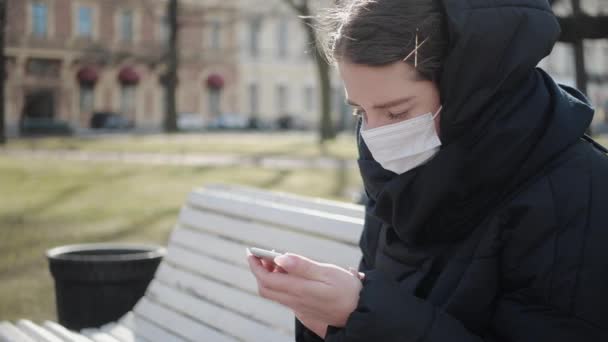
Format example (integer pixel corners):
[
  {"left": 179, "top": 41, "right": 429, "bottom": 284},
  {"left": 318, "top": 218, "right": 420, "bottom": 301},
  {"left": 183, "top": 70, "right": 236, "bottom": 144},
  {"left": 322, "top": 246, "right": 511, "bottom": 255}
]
[
  {"left": 164, "top": 0, "right": 178, "bottom": 132},
  {"left": 557, "top": 15, "right": 608, "bottom": 42},
  {"left": 283, "top": 0, "right": 306, "bottom": 15},
  {"left": 0, "top": 0, "right": 6, "bottom": 144},
  {"left": 281, "top": 0, "right": 335, "bottom": 142}
]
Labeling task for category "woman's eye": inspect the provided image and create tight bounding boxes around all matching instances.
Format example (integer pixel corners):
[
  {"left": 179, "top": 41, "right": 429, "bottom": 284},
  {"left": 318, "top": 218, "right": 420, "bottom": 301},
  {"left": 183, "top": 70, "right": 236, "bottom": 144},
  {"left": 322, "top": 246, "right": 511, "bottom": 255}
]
[{"left": 388, "top": 111, "right": 409, "bottom": 120}]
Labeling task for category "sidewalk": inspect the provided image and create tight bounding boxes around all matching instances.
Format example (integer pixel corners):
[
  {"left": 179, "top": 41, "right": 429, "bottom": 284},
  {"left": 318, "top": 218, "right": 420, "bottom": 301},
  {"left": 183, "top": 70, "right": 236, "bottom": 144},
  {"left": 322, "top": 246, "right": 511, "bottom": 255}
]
[{"left": 1, "top": 148, "right": 357, "bottom": 170}]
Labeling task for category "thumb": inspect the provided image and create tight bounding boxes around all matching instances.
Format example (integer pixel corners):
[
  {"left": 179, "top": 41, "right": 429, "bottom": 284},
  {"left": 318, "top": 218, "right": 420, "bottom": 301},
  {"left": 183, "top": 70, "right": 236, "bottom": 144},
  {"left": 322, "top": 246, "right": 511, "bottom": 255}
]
[
  {"left": 274, "top": 253, "right": 323, "bottom": 280},
  {"left": 348, "top": 267, "right": 365, "bottom": 280}
]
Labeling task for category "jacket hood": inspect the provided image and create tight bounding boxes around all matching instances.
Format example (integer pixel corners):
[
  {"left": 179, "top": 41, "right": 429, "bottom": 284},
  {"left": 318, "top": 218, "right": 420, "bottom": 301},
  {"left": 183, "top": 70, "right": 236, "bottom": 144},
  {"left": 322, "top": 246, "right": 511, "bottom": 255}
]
[
  {"left": 440, "top": 0, "right": 580, "bottom": 143},
  {"left": 357, "top": 0, "right": 595, "bottom": 247}
]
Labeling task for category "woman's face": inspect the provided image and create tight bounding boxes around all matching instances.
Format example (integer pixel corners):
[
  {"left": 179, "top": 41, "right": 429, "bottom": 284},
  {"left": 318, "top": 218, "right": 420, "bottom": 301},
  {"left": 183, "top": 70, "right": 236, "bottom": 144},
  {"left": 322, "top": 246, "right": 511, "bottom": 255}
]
[{"left": 338, "top": 60, "right": 442, "bottom": 132}]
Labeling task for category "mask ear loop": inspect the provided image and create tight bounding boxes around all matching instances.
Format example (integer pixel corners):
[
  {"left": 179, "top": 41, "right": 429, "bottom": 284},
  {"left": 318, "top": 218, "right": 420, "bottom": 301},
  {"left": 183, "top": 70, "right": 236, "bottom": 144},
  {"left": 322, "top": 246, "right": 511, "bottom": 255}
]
[
  {"left": 432, "top": 106, "right": 443, "bottom": 120},
  {"left": 415, "top": 29, "right": 418, "bottom": 67}
]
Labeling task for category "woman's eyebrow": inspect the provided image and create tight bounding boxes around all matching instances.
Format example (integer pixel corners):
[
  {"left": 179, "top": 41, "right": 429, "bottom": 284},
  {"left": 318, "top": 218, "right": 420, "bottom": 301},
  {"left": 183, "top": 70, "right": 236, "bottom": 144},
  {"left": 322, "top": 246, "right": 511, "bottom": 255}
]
[{"left": 346, "top": 96, "right": 415, "bottom": 109}]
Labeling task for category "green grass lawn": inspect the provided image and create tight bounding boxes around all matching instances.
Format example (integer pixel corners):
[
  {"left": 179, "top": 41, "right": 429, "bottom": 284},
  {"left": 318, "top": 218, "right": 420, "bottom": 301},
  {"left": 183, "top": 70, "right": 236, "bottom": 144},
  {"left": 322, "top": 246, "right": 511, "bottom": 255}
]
[
  {"left": 0, "top": 155, "right": 362, "bottom": 323},
  {"left": 4, "top": 132, "right": 360, "bottom": 160},
  {"left": 5, "top": 132, "right": 605, "bottom": 161}
]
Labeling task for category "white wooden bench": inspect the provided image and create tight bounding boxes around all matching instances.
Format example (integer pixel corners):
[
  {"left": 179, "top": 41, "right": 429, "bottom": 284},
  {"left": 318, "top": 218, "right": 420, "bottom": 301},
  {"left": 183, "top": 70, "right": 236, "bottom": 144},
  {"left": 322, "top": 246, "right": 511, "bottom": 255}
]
[{"left": 0, "top": 184, "right": 365, "bottom": 342}]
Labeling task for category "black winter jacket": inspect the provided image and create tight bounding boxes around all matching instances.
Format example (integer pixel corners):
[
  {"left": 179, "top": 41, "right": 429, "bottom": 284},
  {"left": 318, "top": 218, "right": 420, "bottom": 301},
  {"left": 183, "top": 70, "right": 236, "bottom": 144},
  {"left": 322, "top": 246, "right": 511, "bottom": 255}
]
[{"left": 296, "top": 0, "right": 608, "bottom": 341}]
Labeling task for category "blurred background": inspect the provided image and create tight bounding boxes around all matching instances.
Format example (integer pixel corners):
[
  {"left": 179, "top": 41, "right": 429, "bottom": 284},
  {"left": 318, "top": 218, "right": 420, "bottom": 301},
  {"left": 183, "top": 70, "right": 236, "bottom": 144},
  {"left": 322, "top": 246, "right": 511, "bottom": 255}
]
[{"left": 0, "top": 0, "right": 606, "bottom": 323}]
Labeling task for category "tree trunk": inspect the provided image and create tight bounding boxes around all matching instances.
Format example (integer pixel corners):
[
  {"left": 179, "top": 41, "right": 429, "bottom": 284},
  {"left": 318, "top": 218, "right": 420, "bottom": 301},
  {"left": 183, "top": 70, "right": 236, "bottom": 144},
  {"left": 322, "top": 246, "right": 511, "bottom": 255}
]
[
  {"left": 0, "top": 0, "right": 6, "bottom": 144},
  {"left": 284, "top": 0, "right": 335, "bottom": 144},
  {"left": 549, "top": 0, "right": 608, "bottom": 42},
  {"left": 303, "top": 23, "right": 335, "bottom": 143},
  {"left": 570, "top": 0, "right": 591, "bottom": 135},
  {"left": 557, "top": 15, "right": 608, "bottom": 42},
  {"left": 572, "top": 0, "right": 588, "bottom": 96},
  {"left": 164, "top": 0, "right": 179, "bottom": 133},
  {"left": 573, "top": 41, "right": 588, "bottom": 96}
]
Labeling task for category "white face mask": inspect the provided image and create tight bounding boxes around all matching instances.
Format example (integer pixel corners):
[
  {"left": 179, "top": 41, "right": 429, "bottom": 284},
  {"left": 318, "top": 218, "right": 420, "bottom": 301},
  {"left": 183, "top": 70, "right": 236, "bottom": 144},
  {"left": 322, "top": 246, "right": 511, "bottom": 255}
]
[{"left": 360, "top": 106, "right": 442, "bottom": 174}]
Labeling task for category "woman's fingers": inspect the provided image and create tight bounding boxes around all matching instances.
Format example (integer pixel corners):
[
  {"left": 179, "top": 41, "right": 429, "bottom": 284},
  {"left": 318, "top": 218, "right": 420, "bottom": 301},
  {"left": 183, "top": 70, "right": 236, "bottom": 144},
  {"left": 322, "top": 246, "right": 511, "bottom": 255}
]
[
  {"left": 260, "top": 259, "right": 275, "bottom": 272},
  {"left": 247, "top": 252, "right": 282, "bottom": 273},
  {"left": 248, "top": 254, "right": 326, "bottom": 296},
  {"left": 257, "top": 283, "right": 298, "bottom": 308},
  {"left": 260, "top": 258, "right": 288, "bottom": 273},
  {"left": 348, "top": 266, "right": 365, "bottom": 280}
]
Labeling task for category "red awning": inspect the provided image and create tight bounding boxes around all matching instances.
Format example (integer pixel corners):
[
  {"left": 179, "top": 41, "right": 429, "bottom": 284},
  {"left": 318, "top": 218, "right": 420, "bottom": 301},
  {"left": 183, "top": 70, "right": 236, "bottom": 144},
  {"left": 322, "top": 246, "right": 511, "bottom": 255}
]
[
  {"left": 118, "top": 66, "right": 140, "bottom": 85},
  {"left": 76, "top": 66, "right": 99, "bottom": 85},
  {"left": 206, "top": 74, "right": 224, "bottom": 89}
]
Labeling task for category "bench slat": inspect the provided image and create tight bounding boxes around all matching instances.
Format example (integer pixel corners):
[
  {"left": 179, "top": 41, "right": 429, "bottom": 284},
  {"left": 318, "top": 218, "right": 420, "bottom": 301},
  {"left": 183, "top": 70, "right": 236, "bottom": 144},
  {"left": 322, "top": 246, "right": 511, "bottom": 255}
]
[
  {"left": 0, "top": 321, "right": 36, "bottom": 342},
  {"left": 169, "top": 226, "right": 248, "bottom": 266},
  {"left": 133, "top": 298, "right": 238, "bottom": 342},
  {"left": 202, "top": 185, "right": 364, "bottom": 219},
  {"left": 147, "top": 281, "right": 291, "bottom": 342},
  {"left": 81, "top": 330, "right": 122, "bottom": 342},
  {"left": 176, "top": 208, "right": 362, "bottom": 267},
  {"left": 164, "top": 244, "right": 258, "bottom": 294},
  {"left": 187, "top": 191, "right": 363, "bottom": 245},
  {"left": 42, "top": 321, "right": 93, "bottom": 342},
  {"left": 119, "top": 313, "right": 183, "bottom": 342},
  {"left": 9, "top": 186, "right": 365, "bottom": 341},
  {"left": 16, "top": 320, "right": 64, "bottom": 342},
  {"left": 154, "top": 263, "right": 294, "bottom": 333},
  {"left": 98, "top": 323, "right": 138, "bottom": 342},
  {"left": 171, "top": 222, "right": 361, "bottom": 270}
]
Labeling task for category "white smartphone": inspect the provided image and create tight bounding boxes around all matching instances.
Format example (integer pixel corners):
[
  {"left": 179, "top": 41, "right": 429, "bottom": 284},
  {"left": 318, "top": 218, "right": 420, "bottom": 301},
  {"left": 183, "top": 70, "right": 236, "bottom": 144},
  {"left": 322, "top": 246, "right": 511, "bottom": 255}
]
[{"left": 248, "top": 247, "right": 283, "bottom": 262}]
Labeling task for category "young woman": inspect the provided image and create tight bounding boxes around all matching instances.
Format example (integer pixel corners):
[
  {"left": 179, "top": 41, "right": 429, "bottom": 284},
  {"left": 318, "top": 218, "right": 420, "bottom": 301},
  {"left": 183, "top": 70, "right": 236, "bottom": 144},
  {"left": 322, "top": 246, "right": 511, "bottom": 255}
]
[{"left": 247, "top": 0, "right": 608, "bottom": 340}]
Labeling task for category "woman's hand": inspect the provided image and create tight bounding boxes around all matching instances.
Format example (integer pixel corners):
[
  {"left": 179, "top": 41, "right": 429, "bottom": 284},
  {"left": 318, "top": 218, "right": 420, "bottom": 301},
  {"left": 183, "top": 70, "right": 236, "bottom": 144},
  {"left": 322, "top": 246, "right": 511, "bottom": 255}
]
[
  {"left": 295, "top": 310, "right": 329, "bottom": 339},
  {"left": 246, "top": 250, "right": 364, "bottom": 334}
]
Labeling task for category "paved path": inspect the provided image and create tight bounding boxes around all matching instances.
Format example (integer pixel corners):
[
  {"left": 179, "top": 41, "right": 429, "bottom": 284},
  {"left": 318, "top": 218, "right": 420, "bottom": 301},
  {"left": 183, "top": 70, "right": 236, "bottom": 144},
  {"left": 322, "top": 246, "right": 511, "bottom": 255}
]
[{"left": 1, "top": 148, "right": 358, "bottom": 170}]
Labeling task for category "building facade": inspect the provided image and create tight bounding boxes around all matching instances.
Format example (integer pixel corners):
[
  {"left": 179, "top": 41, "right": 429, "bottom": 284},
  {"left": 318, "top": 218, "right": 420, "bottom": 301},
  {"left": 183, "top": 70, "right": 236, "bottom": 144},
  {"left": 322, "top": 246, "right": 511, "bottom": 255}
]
[
  {"left": 234, "top": 0, "right": 352, "bottom": 130},
  {"left": 4, "top": 0, "right": 607, "bottom": 134},
  {"left": 234, "top": 0, "right": 607, "bottom": 130},
  {"left": 4, "top": 0, "right": 239, "bottom": 133}
]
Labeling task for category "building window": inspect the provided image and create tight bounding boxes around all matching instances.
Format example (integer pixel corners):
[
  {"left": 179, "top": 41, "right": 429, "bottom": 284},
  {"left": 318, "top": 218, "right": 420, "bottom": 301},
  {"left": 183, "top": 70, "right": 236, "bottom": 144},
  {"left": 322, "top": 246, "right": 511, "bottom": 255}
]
[
  {"left": 26, "top": 58, "right": 61, "bottom": 78},
  {"left": 249, "top": 83, "right": 259, "bottom": 115},
  {"left": 332, "top": 87, "right": 348, "bottom": 114},
  {"left": 604, "top": 45, "right": 608, "bottom": 74},
  {"left": 161, "top": 85, "right": 167, "bottom": 115},
  {"left": 119, "top": 9, "right": 134, "bottom": 43},
  {"left": 79, "top": 86, "right": 94, "bottom": 113},
  {"left": 249, "top": 17, "right": 262, "bottom": 58},
  {"left": 331, "top": 87, "right": 339, "bottom": 113},
  {"left": 32, "top": 2, "right": 49, "bottom": 38},
  {"left": 121, "top": 85, "right": 136, "bottom": 117},
  {"left": 276, "top": 84, "right": 288, "bottom": 115},
  {"left": 543, "top": 55, "right": 556, "bottom": 73},
  {"left": 277, "top": 18, "right": 288, "bottom": 59},
  {"left": 159, "top": 15, "right": 169, "bottom": 45},
  {"left": 592, "top": 42, "right": 604, "bottom": 75},
  {"left": 77, "top": 6, "right": 94, "bottom": 38},
  {"left": 210, "top": 20, "right": 222, "bottom": 50},
  {"left": 304, "top": 86, "right": 314, "bottom": 112},
  {"left": 584, "top": 43, "right": 595, "bottom": 74},
  {"left": 562, "top": 44, "right": 575, "bottom": 77},
  {"left": 208, "top": 88, "right": 221, "bottom": 117}
]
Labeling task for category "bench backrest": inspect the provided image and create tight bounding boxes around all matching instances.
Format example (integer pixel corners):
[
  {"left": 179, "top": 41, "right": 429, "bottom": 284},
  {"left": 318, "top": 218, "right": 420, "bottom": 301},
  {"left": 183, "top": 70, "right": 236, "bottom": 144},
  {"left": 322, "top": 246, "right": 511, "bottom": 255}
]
[
  {"left": 205, "top": 183, "right": 365, "bottom": 220},
  {"left": 113, "top": 185, "right": 365, "bottom": 342}
]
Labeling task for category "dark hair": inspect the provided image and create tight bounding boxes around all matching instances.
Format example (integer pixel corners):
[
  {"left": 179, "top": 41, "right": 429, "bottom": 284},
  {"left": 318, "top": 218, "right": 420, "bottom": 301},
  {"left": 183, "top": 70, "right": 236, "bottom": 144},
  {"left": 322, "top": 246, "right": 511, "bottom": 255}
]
[{"left": 317, "top": 0, "right": 447, "bottom": 82}]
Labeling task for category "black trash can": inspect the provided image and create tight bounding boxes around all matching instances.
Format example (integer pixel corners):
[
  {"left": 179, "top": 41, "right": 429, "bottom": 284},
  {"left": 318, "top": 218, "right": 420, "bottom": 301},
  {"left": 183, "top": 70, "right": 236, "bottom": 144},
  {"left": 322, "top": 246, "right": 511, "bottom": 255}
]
[{"left": 47, "top": 243, "right": 166, "bottom": 331}]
